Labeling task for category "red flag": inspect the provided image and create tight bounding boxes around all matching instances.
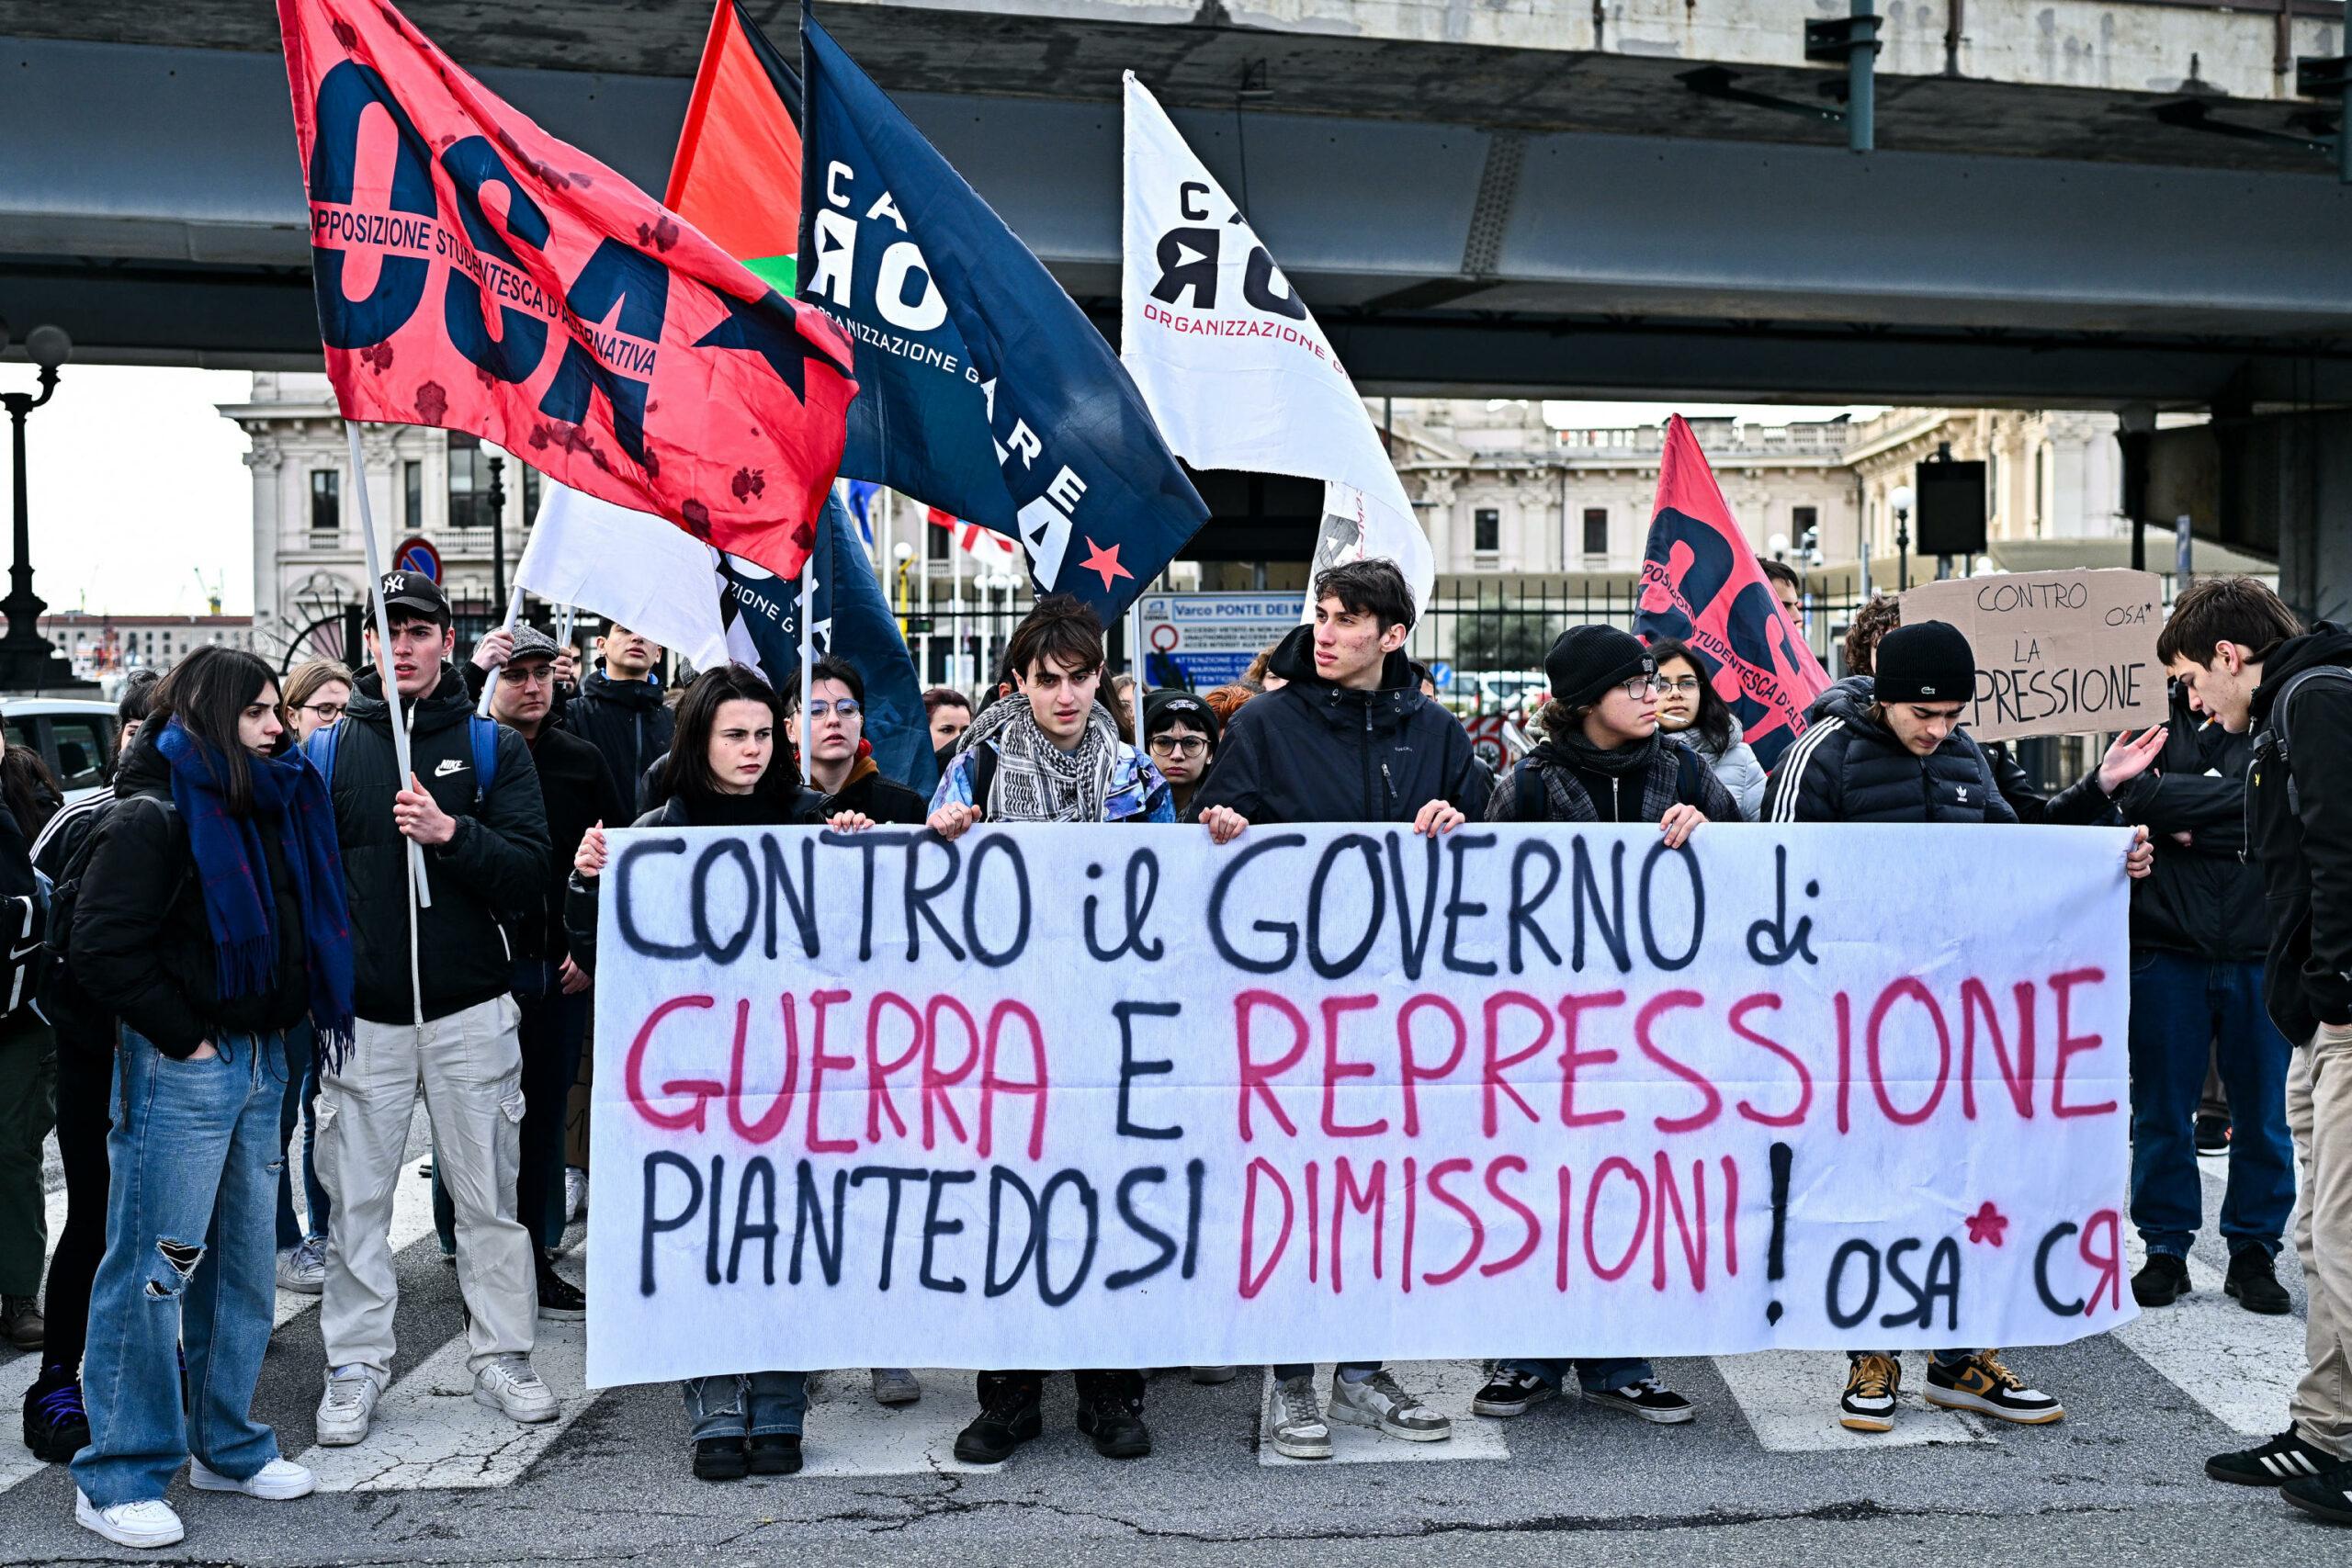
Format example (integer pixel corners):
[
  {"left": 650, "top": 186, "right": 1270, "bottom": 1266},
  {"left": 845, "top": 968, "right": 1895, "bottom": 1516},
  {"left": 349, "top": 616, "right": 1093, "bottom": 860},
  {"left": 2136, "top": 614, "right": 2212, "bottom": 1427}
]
[
  {"left": 926, "top": 505, "right": 1018, "bottom": 561},
  {"left": 276, "top": 0, "right": 855, "bottom": 579},
  {"left": 1634, "top": 415, "right": 1829, "bottom": 767}
]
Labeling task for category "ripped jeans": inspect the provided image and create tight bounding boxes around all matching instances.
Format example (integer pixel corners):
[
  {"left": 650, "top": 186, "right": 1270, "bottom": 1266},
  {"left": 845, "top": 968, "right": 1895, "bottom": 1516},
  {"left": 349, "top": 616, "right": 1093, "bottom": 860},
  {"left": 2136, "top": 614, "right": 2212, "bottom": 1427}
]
[{"left": 73, "top": 1027, "right": 289, "bottom": 1507}]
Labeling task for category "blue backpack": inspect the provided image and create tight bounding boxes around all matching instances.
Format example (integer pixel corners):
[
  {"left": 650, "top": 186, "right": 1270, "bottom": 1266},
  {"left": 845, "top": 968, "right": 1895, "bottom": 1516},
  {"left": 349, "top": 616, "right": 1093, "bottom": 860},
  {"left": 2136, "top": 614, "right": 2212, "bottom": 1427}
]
[{"left": 309, "top": 714, "right": 500, "bottom": 806}]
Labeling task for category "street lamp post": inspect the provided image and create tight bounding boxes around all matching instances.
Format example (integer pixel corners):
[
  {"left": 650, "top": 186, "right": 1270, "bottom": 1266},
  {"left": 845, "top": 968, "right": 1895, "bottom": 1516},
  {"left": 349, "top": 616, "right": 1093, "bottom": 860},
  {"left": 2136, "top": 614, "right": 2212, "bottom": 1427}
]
[
  {"left": 1890, "top": 483, "right": 1916, "bottom": 594},
  {"left": 485, "top": 455, "right": 508, "bottom": 615},
  {"left": 0, "top": 322, "right": 93, "bottom": 691}
]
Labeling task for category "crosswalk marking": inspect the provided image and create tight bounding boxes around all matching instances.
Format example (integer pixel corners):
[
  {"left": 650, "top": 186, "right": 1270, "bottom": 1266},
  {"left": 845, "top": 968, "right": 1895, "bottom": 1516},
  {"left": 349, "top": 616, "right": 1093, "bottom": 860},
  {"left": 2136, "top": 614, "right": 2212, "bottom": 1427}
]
[
  {"left": 1256, "top": 1362, "right": 1511, "bottom": 1466},
  {"left": 1710, "top": 1351, "right": 1994, "bottom": 1451},
  {"left": 797, "top": 1370, "right": 988, "bottom": 1476},
  {"left": 2114, "top": 1232, "right": 2304, "bottom": 1436}
]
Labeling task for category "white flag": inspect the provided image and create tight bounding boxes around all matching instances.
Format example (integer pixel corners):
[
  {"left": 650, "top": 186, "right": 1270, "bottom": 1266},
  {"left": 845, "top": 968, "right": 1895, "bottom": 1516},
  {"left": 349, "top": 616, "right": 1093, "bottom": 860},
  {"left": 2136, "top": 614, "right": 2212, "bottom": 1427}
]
[
  {"left": 1120, "top": 73, "right": 1433, "bottom": 614},
  {"left": 514, "top": 483, "right": 733, "bottom": 671}
]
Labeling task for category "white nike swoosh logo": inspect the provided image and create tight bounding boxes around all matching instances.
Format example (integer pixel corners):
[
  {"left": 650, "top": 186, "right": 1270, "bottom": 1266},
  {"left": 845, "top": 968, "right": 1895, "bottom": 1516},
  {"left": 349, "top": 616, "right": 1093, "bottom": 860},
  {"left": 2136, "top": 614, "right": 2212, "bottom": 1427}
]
[{"left": 434, "top": 759, "right": 465, "bottom": 776}]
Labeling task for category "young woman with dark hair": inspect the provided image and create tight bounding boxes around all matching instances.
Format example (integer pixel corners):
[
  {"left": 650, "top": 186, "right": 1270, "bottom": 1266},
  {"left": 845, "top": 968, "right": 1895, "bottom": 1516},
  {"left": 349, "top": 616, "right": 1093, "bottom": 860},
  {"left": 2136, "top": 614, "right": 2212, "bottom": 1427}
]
[
  {"left": 1647, "top": 637, "right": 1765, "bottom": 820},
  {"left": 65, "top": 645, "right": 354, "bottom": 1547}
]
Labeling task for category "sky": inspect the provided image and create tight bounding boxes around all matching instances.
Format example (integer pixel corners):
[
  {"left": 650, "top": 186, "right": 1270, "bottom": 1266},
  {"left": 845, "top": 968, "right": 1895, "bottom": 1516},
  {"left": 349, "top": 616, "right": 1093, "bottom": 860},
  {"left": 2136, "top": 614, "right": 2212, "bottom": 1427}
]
[{"left": 0, "top": 370, "right": 1883, "bottom": 620}]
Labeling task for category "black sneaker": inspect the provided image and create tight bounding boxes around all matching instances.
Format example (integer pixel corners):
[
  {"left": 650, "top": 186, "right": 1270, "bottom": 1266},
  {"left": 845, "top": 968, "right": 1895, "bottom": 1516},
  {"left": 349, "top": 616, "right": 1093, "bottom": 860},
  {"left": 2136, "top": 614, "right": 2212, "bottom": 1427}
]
[
  {"left": 692, "top": 1437, "right": 747, "bottom": 1481},
  {"left": 2282, "top": 1463, "right": 2352, "bottom": 1526},
  {"left": 1585, "top": 1377, "right": 1696, "bottom": 1425},
  {"left": 2195, "top": 1114, "right": 2231, "bottom": 1156},
  {"left": 1074, "top": 1385, "right": 1151, "bottom": 1459},
  {"left": 2225, "top": 1247, "right": 2290, "bottom": 1315},
  {"left": 2132, "top": 1253, "right": 2190, "bottom": 1307},
  {"left": 1922, "top": 1351, "right": 2064, "bottom": 1425},
  {"left": 1471, "top": 1371, "right": 1555, "bottom": 1418},
  {"left": 21, "top": 1364, "right": 88, "bottom": 1463},
  {"left": 953, "top": 1386, "right": 1042, "bottom": 1464},
  {"left": 747, "top": 1433, "right": 802, "bottom": 1475},
  {"left": 2207, "top": 1428, "right": 2338, "bottom": 1486},
  {"left": 535, "top": 1259, "right": 587, "bottom": 1322}
]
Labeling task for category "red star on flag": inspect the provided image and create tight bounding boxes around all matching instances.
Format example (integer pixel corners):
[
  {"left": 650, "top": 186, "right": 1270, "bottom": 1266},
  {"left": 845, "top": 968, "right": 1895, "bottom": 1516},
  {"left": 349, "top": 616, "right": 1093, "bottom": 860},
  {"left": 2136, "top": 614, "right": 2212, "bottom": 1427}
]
[{"left": 1080, "top": 536, "right": 1132, "bottom": 592}]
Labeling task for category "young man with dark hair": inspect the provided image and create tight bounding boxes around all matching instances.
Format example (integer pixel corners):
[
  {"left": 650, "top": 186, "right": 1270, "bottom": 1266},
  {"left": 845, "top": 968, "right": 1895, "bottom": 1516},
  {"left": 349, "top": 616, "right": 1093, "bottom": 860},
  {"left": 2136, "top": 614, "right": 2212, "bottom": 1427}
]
[
  {"left": 2171, "top": 579, "right": 2352, "bottom": 1526},
  {"left": 1759, "top": 558, "right": 1805, "bottom": 628},
  {"left": 1191, "top": 558, "right": 1487, "bottom": 1460},
  {"left": 308, "top": 572, "right": 556, "bottom": 1449},
  {"left": 1767, "top": 619, "right": 2152, "bottom": 1433},
  {"left": 929, "top": 596, "right": 1171, "bottom": 1466},
  {"left": 565, "top": 623, "right": 673, "bottom": 818},
  {"left": 786, "top": 655, "right": 926, "bottom": 824}
]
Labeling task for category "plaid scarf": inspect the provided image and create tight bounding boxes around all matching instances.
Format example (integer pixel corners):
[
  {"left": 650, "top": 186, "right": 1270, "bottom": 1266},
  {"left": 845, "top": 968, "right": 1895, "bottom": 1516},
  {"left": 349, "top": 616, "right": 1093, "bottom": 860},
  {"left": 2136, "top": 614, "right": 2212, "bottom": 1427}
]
[
  {"left": 964, "top": 695, "right": 1120, "bottom": 823},
  {"left": 154, "top": 721, "right": 355, "bottom": 1061}
]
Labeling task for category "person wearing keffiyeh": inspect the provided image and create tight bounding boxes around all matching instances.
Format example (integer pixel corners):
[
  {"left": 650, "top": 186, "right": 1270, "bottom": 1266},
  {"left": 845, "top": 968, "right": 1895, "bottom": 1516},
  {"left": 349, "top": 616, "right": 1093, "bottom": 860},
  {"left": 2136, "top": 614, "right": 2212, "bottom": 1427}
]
[
  {"left": 65, "top": 647, "right": 352, "bottom": 1545},
  {"left": 925, "top": 595, "right": 1170, "bottom": 1469}
]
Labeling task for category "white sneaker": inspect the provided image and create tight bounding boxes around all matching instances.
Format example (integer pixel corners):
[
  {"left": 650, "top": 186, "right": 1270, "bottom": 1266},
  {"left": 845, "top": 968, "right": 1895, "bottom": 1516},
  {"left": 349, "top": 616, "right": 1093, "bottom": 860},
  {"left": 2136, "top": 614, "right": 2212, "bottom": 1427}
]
[
  {"left": 315, "top": 1365, "right": 382, "bottom": 1447},
  {"left": 474, "top": 1354, "right": 559, "bottom": 1424},
  {"left": 74, "top": 1489, "right": 184, "bottom": 1549},
  {"left": 276, "top": 1238, "right": 326, "bottom": 1294},
  {"left": 1270, "top": 1374, "right": 1332, "bottom": 1460},
  {"left": 189, "top": 1456, "right": 317, "bottom": 1500},
  {"left": 1328, "top": 1369, "right": 1453, "bottom": 1442}
]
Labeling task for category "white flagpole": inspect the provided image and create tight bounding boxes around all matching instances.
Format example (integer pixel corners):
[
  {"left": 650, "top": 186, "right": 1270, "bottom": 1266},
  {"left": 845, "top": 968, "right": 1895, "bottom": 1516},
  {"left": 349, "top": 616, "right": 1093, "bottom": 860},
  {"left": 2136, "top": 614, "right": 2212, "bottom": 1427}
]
[
  {"left": 798, "top": 502, "right": 820, "bottom": 708},
  {"left": 951, "top": 525, "right": 966, "bottom": 690},
  {"left": 345, "top": 422, "right": 430, "bottom": 909},
  {"left": 1128, "top": 607, "right": 1146, "bottom": 746},
  {"left": 474, "top": 589, "right": 523, "bottom": 717}
]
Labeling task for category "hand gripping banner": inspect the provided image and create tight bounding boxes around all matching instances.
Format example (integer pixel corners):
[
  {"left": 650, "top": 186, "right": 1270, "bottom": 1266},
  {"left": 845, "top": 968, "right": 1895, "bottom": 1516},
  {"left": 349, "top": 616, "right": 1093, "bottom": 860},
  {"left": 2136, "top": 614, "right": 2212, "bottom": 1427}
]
[
  {"left": 583, "top": 822, "right": 2135, "bottom": 1387},
  {"left": 276, "top": 0, "right": 857, "bottom": 580}
]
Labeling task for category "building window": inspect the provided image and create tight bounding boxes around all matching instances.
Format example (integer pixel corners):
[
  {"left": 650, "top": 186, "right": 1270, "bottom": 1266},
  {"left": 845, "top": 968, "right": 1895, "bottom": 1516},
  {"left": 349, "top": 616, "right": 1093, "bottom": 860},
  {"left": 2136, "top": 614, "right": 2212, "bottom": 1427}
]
[
  {"left": 521, "top": 463, "right": 542, "bottom": 525},
  {"left": 309, "top": 470, "right": 340, "bottom": 538},
  {"left": 1581, "top": 507, "right": 1609, "bottom": 557},
  {"left": 448, "top": 434, "right": 492, "bottom": 532},
  {"left": 2033, "top": 445, "right": 2048, "bottom": 537},
  {"left": 928, "top": 514, "right": 951, "bottom": 560},
  {"left": 1791, "top": 505, "right": 1817, "bottom": 544},
  {"left": 1473, "top": 507, "right": 1499, "bottom": 554},
  {"left": 403, "top": 460, "right": 423, "bottom": 533}
]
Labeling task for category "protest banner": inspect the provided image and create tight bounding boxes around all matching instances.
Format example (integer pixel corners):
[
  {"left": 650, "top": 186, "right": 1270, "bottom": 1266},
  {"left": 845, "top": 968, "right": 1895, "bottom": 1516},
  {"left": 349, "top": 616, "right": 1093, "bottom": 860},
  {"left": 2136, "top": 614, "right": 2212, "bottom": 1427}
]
[
  {"left": 584, "top": 822, "right": 2133, "bottom": 1388},
  {"left": 1900, "top": 570, "right": 2164, "bottom": 742}
]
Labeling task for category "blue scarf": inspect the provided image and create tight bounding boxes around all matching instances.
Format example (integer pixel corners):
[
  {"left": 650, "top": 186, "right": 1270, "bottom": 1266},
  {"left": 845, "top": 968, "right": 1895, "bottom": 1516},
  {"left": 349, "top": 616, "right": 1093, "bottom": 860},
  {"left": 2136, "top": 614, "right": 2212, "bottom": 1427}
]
[{"left": 153, "top": 720, "right": 355, "bottom": 1061}]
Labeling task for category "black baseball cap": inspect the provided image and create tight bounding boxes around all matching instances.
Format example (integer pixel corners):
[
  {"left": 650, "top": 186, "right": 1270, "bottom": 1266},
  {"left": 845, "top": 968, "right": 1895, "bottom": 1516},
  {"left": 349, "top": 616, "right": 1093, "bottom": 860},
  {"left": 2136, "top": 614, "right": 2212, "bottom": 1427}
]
[
  {"left": 378, "top": 570, "right": 450, "bottom": 627},
  {"left": 1143, "top": 688, "right": 1220, "bottom": 746}
]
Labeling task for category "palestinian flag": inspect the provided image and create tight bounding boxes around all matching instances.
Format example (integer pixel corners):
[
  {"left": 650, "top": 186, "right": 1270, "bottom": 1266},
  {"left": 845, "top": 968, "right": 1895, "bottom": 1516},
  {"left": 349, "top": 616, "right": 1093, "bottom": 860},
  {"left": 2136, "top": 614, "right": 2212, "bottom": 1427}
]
[{"left": 668, "top": 0, "right": 805, "bottom": 292}]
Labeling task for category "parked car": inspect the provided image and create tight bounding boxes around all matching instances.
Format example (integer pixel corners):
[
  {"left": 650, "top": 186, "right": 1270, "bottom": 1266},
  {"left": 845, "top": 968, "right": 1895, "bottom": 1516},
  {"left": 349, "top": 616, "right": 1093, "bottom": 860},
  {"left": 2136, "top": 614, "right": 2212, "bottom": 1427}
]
[{"left": 2, "top": 698, "right": 120, "bottom": 806}]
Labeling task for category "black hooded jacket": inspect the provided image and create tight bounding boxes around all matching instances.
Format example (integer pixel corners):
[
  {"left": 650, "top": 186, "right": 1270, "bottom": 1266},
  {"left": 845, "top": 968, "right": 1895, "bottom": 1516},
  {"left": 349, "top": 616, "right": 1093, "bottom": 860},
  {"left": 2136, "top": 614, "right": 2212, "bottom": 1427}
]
[
  {"left": 515, "top": 718, "right": 621, "bottom": 965},
  {"left": 1191, "top": 626, "right": 1491, "bottom": 825},
  {"left": 566, "top": 667, "right": 675, "bottom": 824},
  {"left": 1762, "top": 679, "right": 2018, "bottom": 824},
  {"left": 2042, "top": 682, "right": 2267, "bottom": 964},
  {"left": 70, "top": 740, "right": 312, "bottom": 1057},
  {"left": 322, "top": 665, "right": 548, "bottom": 1025},
  {"left": 2245, "top": 622, "right": 2352, "bottom": 1040}
]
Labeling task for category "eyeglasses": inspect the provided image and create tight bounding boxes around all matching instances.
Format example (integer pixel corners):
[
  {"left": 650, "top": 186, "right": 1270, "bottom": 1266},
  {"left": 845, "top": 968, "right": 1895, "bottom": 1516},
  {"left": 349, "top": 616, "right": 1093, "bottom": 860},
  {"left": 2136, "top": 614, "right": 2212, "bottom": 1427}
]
[
  {"left": 804, "top": 699, "right": 862, "bottom": 720},
  {"left": 1658, "top": 676, "right": 1703, "bottom": 694},
  {"left": 298, "top": 702, "right": 346, "bottom": 720},
  {"left": 1618, "top": 675, "right": 1668, "bottom": 699},
  {"left": 1148, "top": 735, "right": 1208, "bottom": 759}
]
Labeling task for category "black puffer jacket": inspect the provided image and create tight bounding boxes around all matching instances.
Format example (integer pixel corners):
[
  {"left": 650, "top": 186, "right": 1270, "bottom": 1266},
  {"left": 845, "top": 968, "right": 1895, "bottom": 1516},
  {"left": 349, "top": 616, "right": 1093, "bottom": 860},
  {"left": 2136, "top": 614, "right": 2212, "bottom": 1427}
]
[
  {"left": 566, "top": 668, "right": 674, "bottom": 825},
  {"left": 1192, "top": 626, "right": 1491, "bottom": 825},
  {"left": 2245, "top": 623, "right": 2352, "bottom": 1040},
  {"left": 1763, "top": 679, "right": 2017, "bottom": 824},
  {"left": 811, "top": 759, "right": 926, "bottom": 825},
  {"left": 563, "top": 784, "right": 804, "bottom": 974},
  {"left": 70, "top": 742, "right": 312, "bottom": 1058},
  {"left": 517, "top": 720, "right": 620, "bottom": 965},
  {"left": 2043, "top": 683, "right": 2267, "bottom": 963},
  {"left": 319, "top": 666, "right": 549, "bottom": 1025}
]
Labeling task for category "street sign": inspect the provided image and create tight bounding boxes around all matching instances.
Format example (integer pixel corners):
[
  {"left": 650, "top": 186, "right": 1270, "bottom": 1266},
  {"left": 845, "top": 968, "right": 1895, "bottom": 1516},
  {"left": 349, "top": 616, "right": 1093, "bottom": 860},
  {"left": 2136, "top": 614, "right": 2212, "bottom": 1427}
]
[
  {"left": 395, "top": 536, "right": 443, "bottom": 584},
  {"left": 1136, "top": 592, "right": 1300, "bottom": 689},
  {"left": 1430, "top": 660, "right": 1454, "bottom": 689}
]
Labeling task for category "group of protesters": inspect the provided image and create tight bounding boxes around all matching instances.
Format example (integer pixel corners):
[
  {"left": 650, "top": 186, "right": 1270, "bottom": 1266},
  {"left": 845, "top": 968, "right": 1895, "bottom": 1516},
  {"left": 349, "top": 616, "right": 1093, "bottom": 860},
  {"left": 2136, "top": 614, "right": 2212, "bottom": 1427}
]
[{"left": 1, "top": 554, "right": 2346, "bottom": 1547}]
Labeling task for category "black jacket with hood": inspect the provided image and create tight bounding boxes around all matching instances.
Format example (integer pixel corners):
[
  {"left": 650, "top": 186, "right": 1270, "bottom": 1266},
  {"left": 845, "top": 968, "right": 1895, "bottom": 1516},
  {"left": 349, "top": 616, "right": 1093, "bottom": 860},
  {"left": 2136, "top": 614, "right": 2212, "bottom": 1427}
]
[
  {"left": 70, "top": 740, "right": 313, "bottom": 1058},
  {"left": 2042, "top": 682, "right": 2267, "bottom": 964},
  {"left": 566, "top": 666, "right": 675, "bottom": 822},
  {"left": 1763, "top": 677, "right": 2018, "bottom": 824},
  {"left": 322, "top": 665, "right": 548, "bottom": 1025},
  {"left": 516, "top": 718, "right": 621, "bottom": 966},
  {"left": 1191, "top": 626, "right": 1491, "bottom": 825},
  {"left": 2245, "top": 622, "right": 2352, "bottom": 1041}
]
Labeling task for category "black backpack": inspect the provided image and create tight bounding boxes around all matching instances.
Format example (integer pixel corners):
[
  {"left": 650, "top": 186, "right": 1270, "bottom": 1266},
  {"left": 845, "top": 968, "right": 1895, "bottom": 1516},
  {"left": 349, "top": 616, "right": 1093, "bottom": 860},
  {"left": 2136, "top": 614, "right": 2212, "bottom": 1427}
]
[{"left": 31, "top": 795, "right": 182, "bottom": 1043}]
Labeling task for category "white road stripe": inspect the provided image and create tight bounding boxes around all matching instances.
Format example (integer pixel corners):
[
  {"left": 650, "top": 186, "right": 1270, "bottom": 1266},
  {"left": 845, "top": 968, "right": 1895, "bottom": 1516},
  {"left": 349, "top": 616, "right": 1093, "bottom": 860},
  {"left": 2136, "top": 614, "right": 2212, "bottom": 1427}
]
[
  {"left": 1257, "top": 1362, "right": 1510, "bottom": 1466},
  {"left": 798, "top": 1369, "right": 987, "bottom": 1477},
  {"left": 1709, "top": 1351, "right": 1994, "bottom": 1451},
  {"left": 2112, "top": 1232, "right": 2305, "bottom": 1436}
]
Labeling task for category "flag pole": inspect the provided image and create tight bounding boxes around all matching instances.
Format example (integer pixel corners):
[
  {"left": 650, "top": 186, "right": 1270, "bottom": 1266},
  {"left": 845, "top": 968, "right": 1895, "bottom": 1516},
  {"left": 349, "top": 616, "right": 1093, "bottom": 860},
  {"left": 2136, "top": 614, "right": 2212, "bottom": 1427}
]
[
  {"left": 951, "top": 523, "right": 966, "bottom": 690},
  {"left": 474, "top": 589, "right": 524, "bottom": 718},
  {"left": 798, "top": 498, "right": 820, "bottom": 712},
  {"left": 345, "top": 422, "right": 431, "bottom": 909},
  {"left": 1128, "top": 605, "right": 1146, "bottom": 746}
]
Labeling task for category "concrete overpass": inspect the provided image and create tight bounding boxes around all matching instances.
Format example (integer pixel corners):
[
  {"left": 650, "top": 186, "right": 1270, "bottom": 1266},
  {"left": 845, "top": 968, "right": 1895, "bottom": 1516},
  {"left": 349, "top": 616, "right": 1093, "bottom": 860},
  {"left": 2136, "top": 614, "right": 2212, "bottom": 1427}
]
[{"left": 6, "top": 0, "right": 2352, "bottom": 412}]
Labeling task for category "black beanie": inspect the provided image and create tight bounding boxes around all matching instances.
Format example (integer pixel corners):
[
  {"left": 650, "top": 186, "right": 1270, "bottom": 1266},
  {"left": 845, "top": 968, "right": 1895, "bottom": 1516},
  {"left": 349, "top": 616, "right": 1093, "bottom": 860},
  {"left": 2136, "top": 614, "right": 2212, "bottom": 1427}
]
[
  {"left": 1544, "top": 626, "right": 1654, "bottom": 711},
  {"left": 1143, "top": 687, "right": 1220, "bottom": 747},
  {"left": 1874, "top": 620, "right": 1976, "bottom": 705}
]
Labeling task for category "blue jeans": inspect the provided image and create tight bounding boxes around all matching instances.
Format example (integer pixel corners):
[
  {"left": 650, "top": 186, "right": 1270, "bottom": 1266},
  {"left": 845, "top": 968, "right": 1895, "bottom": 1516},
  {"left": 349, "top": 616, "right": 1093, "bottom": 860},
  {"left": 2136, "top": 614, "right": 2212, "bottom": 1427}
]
[
  {"left": 1501, "top": 1357, "right": 1655, "bottom": 1393},
  {"left": 433, "top": 961, "right": 589, "bottom": 1253},
  {"left": 273, "top": 1021, "right": 331, "bottom": 1250},
  {"left": 682, "top": 1371, "right": 808, "bottom": 1439},
  {"left": 2129, "top": 950, "right": 2295, "bottom": 1258},
  {"left": 73, "top": 1028, "right": 289, "bottom": 1506}
]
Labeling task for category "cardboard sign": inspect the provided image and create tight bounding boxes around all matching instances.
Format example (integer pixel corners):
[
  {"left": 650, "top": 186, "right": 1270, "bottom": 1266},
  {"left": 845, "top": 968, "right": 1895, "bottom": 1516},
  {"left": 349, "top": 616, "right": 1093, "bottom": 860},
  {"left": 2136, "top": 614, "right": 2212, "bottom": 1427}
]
[
  {"left": 584, "top": 821, "right": 2134, "bottom": 1388},
  {"left": 1900, "top": 570, "right": 2164, "bottom": 742}
]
